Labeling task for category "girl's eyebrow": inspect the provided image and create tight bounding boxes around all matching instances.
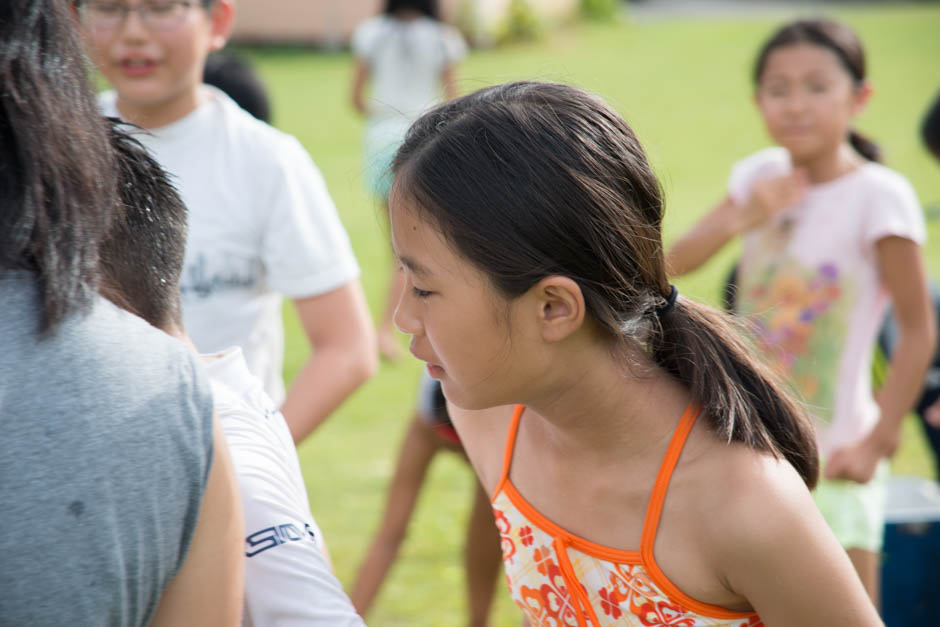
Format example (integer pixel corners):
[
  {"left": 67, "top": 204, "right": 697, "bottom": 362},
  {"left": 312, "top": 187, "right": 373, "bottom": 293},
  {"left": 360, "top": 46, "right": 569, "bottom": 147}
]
[{"left": 398, "top": 254, "right": 433, "bottom": 277}]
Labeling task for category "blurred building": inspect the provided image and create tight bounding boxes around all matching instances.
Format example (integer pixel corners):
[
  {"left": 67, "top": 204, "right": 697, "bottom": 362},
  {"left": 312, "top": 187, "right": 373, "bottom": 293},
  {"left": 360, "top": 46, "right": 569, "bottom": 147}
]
[{"left": 231, "top": 0, "right": 580, "bottom": 47}]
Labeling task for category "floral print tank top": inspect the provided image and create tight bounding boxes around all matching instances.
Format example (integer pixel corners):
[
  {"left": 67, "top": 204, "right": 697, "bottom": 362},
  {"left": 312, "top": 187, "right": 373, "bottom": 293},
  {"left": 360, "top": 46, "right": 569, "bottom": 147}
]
[{"left": 491, "top": 404, "right": 763, "bottom": 627}]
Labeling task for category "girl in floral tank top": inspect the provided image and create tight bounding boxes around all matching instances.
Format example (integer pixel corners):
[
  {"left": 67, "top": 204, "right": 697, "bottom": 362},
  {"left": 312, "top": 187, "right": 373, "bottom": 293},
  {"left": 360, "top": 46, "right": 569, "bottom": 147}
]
[{"left": 388, "top": 81, "right": 881, "bottom": 625}]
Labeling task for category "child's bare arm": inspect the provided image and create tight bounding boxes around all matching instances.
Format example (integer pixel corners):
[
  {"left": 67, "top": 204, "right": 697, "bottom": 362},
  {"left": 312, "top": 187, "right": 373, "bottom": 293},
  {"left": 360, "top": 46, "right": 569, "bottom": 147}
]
[
  {"left": 827, "top": 236, "right": 936, "bottom": 482},
  {"left": 665, "top": 196, "right": 740, "bottom": 277},
  {"left": 150, "top": 413, "right": 245, "bottom": 626},
  {"left": 351, "top": 59, "right": 370, "bottom": 116},
  {"left": 715, "top": 460, "right": 881, "bottom": 626},
  {"left": 441, "top": 64, "right": 459, "bottom": 102},
  {"left": 281, "top": 281, "right": 378, "bottom": 444}
]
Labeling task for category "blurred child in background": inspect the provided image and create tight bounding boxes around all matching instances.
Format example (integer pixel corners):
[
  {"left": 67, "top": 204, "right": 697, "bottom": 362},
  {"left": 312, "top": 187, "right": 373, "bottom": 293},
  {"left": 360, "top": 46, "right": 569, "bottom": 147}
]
[
  {"left": 350, "top": 0, "right": 466, "bottom": 359},
  {"left": 204, "top": 50, "right": 272, "bottom": 123},
  {"left": 349, "top": 3, "right": 491, "bottom": 621},
  {"left": 79, "top": 0, "right": 376, "bottom": 444},
  {"left": 350, "top": 373, "right": 503, "bottom": 627},
  {"left": 668, "top": 18, "right": 936, "bottom": 602}
]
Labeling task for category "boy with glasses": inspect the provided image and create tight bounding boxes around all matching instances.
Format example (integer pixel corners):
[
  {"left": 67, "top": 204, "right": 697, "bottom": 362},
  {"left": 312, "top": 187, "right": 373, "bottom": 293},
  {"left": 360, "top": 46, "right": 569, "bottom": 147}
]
[{"left": 79, "top": 0, "right": 377, "bottom": 444}]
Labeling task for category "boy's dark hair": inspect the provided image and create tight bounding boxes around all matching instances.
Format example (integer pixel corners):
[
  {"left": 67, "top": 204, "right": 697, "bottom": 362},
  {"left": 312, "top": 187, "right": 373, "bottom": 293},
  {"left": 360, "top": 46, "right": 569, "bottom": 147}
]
[
  {"left": 385, "top": 0, "right": 438, "bottom": 19},
  {"left": 0, "top": 0, "right": 116, "bottom": 333},
  {"left": 393, "top": 81, "right": 820, "bottom": 488},
  {"left": 922, "top": 89, "right": 940, "bottom": 158},
  {"left": 99, "top": 122, "right": 187, "bottom": 330},
  {"left": 204, "top": 52, "right": 272, "bottom": 123},
  {"left": 754, "top": 18, "right": 880, "bottom": 163}
]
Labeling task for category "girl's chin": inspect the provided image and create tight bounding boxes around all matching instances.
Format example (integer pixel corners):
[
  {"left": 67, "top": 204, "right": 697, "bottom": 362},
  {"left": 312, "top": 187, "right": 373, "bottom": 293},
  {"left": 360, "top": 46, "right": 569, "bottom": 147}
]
[{"left": 777, "top": 139, "right": 822, "bottom": 160}]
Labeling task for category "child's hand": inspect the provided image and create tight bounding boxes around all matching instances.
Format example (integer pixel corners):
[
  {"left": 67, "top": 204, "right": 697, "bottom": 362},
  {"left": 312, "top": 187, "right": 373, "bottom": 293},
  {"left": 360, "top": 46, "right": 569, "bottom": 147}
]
[
  {"left": 926, "top": 398, "right": 940, "bottom": 428},
  {"left": 824, "top": 428, "right": 897, "bottom": 484},
  {"left": 737, "top": 169, "right": 808, "bottom": 232}
]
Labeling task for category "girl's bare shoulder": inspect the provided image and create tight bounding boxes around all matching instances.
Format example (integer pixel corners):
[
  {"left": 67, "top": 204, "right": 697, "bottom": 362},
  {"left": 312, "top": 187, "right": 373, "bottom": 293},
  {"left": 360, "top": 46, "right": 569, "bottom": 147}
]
[
  {"left": 678, "top": 436, "right": 880, "bottom": 625},
  {"left": 692, "top": 436, "right": 812, "bottom": 517},
  {"left": 683, "top": 436, "right": 821, "bottom": 565}
]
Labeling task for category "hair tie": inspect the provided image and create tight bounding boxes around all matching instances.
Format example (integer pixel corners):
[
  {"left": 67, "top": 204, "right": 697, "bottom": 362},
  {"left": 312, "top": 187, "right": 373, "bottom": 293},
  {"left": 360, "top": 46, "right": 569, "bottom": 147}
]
[{"left": 655, "top": 284, "right": 678, "bottom": 317}]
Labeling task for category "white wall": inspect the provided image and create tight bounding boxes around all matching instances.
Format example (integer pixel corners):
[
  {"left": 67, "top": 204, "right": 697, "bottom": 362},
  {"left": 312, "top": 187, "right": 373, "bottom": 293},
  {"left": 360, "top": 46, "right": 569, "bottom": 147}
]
[{"left": 230, "top": 0, "right": 580, "bottom": 46}]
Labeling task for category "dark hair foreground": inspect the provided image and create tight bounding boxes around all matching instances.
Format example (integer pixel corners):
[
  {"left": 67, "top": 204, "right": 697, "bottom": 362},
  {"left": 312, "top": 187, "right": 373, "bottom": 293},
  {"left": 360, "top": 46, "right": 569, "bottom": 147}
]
[{"left": 0, "top": 0, "right": 116, "bottom": 333}]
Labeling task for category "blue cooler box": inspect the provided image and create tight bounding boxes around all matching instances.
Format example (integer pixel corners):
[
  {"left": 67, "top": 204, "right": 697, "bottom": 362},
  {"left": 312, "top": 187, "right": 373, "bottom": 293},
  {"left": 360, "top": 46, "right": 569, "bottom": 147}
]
[{"left": 881, "top": 475, "right": 940, "bottom": 626}]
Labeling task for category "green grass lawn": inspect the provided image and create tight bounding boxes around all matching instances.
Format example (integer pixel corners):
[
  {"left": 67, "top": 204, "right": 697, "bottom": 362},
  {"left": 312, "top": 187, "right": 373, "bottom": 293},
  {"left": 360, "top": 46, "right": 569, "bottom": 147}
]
[{"left": 239, "top": 4, "right": 940, "bottom": 624}]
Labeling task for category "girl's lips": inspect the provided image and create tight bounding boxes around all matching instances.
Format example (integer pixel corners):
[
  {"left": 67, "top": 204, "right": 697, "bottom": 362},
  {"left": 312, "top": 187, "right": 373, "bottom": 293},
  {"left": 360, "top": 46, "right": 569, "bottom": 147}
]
[
  {"left": 119, "top": 58, "right": 157, "bottom": 78},
  {"left": 410, "top": 344, "right": 445, "bottom": 377}
]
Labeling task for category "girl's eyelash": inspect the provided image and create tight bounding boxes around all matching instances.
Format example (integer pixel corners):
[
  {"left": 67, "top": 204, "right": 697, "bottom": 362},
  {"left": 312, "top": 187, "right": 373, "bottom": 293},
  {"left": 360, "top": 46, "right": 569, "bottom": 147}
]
[{"left": 412, "top": 287, "right": 433, "bottom": 299}]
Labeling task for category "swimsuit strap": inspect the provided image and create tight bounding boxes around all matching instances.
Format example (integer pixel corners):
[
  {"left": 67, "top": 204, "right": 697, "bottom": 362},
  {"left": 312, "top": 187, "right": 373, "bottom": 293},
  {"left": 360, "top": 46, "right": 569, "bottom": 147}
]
[
  {"left": 640, "top": 402, "right": 702, "bottom": 558},
  {"left": 494, "top": 405, "right": 526, "bottom": 500}
]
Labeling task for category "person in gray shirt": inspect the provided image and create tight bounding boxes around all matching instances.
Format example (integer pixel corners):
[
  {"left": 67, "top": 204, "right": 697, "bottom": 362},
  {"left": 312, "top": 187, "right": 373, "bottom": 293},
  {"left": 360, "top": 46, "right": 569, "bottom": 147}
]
[{"left": 0, "top": 2, "right": 244, "bottom": 625}]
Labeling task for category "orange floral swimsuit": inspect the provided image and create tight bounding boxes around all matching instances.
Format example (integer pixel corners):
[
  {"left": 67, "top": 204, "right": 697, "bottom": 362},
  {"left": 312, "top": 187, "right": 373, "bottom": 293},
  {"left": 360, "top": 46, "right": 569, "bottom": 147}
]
[{"left": 491, "top": 404, "right": 763, "bottom": 627}]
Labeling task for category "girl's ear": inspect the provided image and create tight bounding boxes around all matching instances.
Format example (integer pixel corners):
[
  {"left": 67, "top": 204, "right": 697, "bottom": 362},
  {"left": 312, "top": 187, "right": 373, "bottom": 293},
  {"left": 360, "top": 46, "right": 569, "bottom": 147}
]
[
  {"left": 852, "top": 79, "right": 873, "bottom": 116},
  {"left": 208, "top": 0, "right": 235, "bottom": 53},
  {"left": 531, "top": 276, "right": 586, "bottom": 343}
]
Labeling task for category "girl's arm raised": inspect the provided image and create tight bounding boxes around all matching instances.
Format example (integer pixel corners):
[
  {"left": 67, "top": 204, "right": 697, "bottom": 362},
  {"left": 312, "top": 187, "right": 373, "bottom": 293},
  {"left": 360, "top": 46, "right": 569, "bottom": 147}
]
[
  {"left": 713, "top": 457, "right": 881, "bottom": 626},
  {"left": 666, "top": 171, "right": 807, "bottom": 277},
  {"left": 665, "top": 196, "right": 740, "bottom": 277},
  {"left": 826, "top": 236, "right": 937, "bottom": 483}
]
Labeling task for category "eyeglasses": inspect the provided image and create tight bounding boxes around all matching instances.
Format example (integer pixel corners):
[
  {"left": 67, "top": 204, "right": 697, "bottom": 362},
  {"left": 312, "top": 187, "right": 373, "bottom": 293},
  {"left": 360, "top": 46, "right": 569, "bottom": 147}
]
[{"left": 81, "top": 1, "right": 198, "bottom": 32}]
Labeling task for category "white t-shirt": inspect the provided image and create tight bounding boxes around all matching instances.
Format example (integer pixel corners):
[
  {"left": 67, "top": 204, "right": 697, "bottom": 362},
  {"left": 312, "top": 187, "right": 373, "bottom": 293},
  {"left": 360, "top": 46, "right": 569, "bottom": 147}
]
[
  {"left": 201, "top": 348, "right": 366, "bottom": 627},
  {"left": 100, "top": 88, "right": 360, "bottom": 405},
  {"left": 351, "top": 14, "right": 466, "bottom": 122},
  {"left": 729, "top": 147, "right": 927, "bottom": 457}
]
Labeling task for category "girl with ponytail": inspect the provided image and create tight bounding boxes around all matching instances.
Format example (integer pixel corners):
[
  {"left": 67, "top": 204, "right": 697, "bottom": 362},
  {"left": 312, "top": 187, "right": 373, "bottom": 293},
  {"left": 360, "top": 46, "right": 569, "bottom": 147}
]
[
  {"left": 668, "top": 17, "right": 936, "bottom": 602},
  {"left": 389, "top": 80, "right": 880, "bottom": 625}
]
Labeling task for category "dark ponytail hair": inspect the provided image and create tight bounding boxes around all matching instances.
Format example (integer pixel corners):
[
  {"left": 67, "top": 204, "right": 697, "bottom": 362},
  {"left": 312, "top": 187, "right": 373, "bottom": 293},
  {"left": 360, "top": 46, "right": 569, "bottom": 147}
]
[
  {"left": 392, "top": 81, "right": 819, "bottom": 487},
  {"left": 385, "top": 0, "right": 438, "bottom": 19},
  {"left": 1, "top": 0, "right": 116, "bottom": 332},
  {"left": 754, "top": 18, "right": 881, "bottom": 163}
]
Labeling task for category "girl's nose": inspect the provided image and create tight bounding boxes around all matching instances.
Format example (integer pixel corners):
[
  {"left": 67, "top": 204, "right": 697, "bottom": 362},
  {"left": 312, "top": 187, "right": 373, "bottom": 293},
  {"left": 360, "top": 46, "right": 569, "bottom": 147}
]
[
  {"left": 119, "top": 6, "right": 150, "bottom": 40},
  {"left": 393, "top": 280, "right": 422, "bottom": 336},
  {"left": 784, "top": 90, "right": 809, "bottom": 114}
]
